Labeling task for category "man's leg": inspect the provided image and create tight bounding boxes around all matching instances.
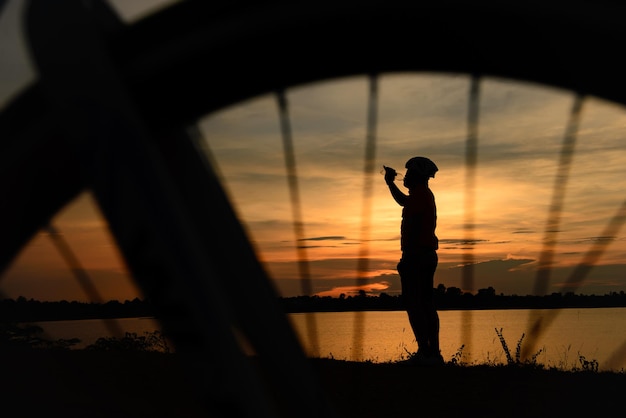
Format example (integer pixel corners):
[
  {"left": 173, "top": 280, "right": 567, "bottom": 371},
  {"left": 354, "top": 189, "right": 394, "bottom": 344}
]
[
  {"left": 418, "top": 251, "right": 443, "bottom": 362},
  {"left": 398, "top": 259, "right": 428, "bottom": 352}
]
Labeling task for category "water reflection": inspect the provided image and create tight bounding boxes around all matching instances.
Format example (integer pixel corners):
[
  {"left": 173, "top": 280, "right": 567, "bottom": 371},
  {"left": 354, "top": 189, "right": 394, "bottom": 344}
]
[{"left": 289, "top": 309, "right": 626, "bottom": 371}]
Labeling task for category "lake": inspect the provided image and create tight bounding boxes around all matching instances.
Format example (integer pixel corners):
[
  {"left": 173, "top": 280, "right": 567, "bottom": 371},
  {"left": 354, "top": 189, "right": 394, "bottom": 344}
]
[{"left": 37, "top": 307, "right": 626, "bottom": 371}]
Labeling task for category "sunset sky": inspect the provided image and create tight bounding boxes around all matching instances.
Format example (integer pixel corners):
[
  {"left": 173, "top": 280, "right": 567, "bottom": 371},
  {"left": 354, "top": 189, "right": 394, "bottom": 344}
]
[
  {"left": 200, "top": 74, "right": 626, "bottom": 299},
  {"left": 2, "top": 0, "right": 626, "bottom": 302}
]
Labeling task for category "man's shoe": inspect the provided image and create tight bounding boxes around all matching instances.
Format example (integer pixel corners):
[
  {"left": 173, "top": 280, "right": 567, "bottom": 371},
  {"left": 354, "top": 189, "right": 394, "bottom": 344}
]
[
  {"left": 401, "top": 350, "right": 444, "bottom": 366},
  {"left": 420, "top": 352, "right": 444, "bottom": 366}
]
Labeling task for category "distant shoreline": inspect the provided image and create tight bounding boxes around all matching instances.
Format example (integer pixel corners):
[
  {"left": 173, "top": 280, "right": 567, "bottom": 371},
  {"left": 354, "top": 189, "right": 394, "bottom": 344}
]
[
  {"left": 279, "top": 290, "right": 626, "bottom": 313},
  {"left": 3, "top": 291, "right": 626, "bottom": 322}
]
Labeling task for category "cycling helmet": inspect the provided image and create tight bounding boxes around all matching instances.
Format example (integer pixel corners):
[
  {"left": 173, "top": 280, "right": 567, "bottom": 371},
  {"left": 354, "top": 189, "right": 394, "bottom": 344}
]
[{"left": 405, "top": 156, "right": 438, "bottom": 178}]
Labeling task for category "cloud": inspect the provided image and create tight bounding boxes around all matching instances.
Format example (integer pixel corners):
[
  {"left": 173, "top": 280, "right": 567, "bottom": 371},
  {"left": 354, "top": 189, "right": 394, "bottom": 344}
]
[
  {"left": 440, "top": 239, "right": 489, "bottom": 245},
  {"left": 267, "top": 249, "right": 626, "bottom": 298},
  {"left": 266, "top": 257, "right": 400, "bottom": 297},
  {"left": 299, "top": 236, "right": 346, "bottom": 241},
  {"left": 294, "top": 236, "right": 350, "bottom": 248},
  {"left": 315, "top": 281, "right": 392, "bottom": 297},
  {"left": 439, "top": 238, "right": 492, "bottom": 250},
  {"left": 268, "top": 256, "right": 538, "bottom": 297},
  {"left": 273, "top": 272, "right": 402, "bottom": 298},
  {"left": 266, "top": 257, "right": 396, "bottom": 279},
  {"left": 434, "top": 258, "right": 537, "bottom": 294},
  {"left": 572, "top": 236, "right": 617, "bottom": 244}
]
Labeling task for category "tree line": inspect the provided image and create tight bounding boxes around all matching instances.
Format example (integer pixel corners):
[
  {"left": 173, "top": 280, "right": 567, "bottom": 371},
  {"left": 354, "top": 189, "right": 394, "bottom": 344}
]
[
  {"left": 0, "top": 297, "right": 153, "bottom": 322},
  {"left": 279, "top": 285, "right": 626, "bottom": 313},
  {"left": 3, "top": 285, "right": 626, "bottom": 322}
]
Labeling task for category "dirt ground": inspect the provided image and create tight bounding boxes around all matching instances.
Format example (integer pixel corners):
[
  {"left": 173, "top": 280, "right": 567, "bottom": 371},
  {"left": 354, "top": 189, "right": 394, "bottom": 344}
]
[{"left": 2, "top": 350, "right": 625, "bottom": 418}]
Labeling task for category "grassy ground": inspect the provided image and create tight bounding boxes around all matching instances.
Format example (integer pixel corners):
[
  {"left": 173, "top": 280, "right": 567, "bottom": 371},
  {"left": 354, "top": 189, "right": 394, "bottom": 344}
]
[
  {"left": 2, "top": 350, "right": 625, "bottom": 417},
  {"left": 312, "top": 358, "right": 626, "bottom": 418}
]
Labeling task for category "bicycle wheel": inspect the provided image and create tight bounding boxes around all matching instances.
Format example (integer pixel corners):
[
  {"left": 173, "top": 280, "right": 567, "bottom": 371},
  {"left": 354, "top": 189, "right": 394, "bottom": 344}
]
[
  {"left": 114, "top": 0, "right": 626, "bottom": 365},
  {"left": 2, "top": 0, "right": 626, "bottom": 416}
]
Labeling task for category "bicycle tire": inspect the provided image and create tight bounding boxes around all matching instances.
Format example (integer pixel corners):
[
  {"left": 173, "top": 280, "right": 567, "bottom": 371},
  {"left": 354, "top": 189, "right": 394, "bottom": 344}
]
[{"left": 3, "top": 1, "right": 626, "bottom": 417}]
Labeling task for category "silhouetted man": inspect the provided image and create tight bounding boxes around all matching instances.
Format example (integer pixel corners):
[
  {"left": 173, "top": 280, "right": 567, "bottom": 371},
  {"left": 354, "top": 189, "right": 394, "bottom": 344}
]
[{"left": 384, "top": 156, "right": 443, "bottom": 365}]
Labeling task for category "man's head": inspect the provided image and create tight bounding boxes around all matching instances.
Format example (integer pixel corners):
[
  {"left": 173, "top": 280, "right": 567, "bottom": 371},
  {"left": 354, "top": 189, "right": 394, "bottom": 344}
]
[{"left": 404, "top": 156, "right": 438, "bottom": 188}]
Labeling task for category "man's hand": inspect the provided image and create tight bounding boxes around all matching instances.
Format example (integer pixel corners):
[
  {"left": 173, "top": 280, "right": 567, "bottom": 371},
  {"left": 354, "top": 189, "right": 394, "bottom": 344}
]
[{"left": 383, "top": 165, "right": 397, "bottom": 185}]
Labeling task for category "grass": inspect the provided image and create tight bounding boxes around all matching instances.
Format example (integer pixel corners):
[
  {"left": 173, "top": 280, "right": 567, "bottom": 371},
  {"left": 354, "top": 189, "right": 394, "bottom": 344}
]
[
  {"left": 488, "top": 328, "right": 603, "bottom": 372},
  {"left": 311, "top": 357, "right": 626, "bottom": 418},
  {"left": 307, "top": 329, "right": 623, "bottom": 417},
  {"left": 384, "top": 327, "right": 608, "bottom": 373},
  {"left": 2, "top": 348, "right": 625, "bottom": 417},
  {"left": 2, "top": 324, "right": 624, "bottom": 417},
  {"left": 3, "top": 347, "right": 624, "bottom": 418}
]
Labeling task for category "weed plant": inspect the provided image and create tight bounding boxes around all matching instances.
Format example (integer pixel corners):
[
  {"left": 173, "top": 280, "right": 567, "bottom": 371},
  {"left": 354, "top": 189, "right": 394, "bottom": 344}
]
[
  {"left": 0, "top": 321, "right": 80, "bottom": 350},
  {"left": 85, "top": 330, "right": 171, "bottom": 353},
  {"left": 494, "top": 327, "right": 544, "bottom": 367}
]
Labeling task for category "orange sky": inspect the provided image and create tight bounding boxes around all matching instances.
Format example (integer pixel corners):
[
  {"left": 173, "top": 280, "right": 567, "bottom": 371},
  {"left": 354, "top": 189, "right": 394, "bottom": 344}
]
[
  {"left": 1, "top": 193, "right": 142, "bottom": 302},
  {"left": 196, "top": 74, "right": 626, "bottom": 298}
]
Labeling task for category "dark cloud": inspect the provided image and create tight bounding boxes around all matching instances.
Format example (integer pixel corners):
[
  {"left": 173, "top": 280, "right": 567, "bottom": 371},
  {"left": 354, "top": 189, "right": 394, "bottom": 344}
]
[
  {"left": 436, "top": 258, "right": 537, "bottom": 294},
  {"left": 439, "top": 239, "right": 490, "bottom": 250},
  {"left": 266, "top": 257, "right": 399, "bottom": 297},
  {"left": 269, "top": 254, "right": 626, "bottom": 298},
  {"left": 299, "top": 236, "right": 346, "bottom": 241},
  {"left": 295, "top": 236, "right": 348, "bottom": 249},
  {"left": 550, "top": 263, "right": 626, "bottom": 293},
  {"left": 269, "top": 257, "right": 535, "bottom": 296},
  {"left": 266, "top": 257, "right": 396, "bottom": 276},
  {"left": 573, "top": 236, "right": 617, "bottom": 244},
  {"left": 439, "top": 239, "right": 490, "bottom": 245},
  {"left": 297, "top": 245, "right": 340, "bottom": 249}
]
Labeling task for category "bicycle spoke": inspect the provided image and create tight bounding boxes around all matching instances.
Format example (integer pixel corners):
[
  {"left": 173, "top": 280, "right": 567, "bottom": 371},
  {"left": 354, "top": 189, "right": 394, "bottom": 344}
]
[
  {"left": 462, "top": 75, "right": 481, "bottom": 360},
  {"left": 524, "top": 94, "right": 584, "bottom": 357},
  {"left": 45, "top": 223, "right": 124, "bottom": 338},
  {"left": 276, "top": 89, "right": 320, "bottom": 358},
  {"left": 352, "top": 74, "right": 379, "bottom": 361},
  {"left": 532, "top": 95, "right": 584, "bottom": 296},
  {"left": 523, "top": 195, "right": 626, "bottom": 359},
  {"left": 604, "top": 317, "right": 626, "bottom": 369}
]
